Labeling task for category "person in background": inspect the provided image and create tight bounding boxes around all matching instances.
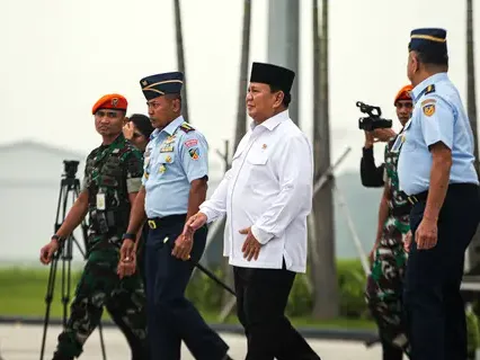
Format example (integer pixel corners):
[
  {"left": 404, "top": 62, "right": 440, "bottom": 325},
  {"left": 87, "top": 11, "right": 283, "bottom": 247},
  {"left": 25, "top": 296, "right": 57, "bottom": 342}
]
[
  {"left": 121, "top": 113, "right": 154, "bottom": 286},
  {"left": 363, "top": 85, "right": 414, "bottom": 359},
  {"left": 123, "top": 113, "right": 154, "bottom": 153}
]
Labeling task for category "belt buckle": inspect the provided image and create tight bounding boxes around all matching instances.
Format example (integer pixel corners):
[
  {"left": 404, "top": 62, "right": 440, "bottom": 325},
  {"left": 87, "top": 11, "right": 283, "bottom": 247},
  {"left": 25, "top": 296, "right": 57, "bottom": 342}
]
[
  {"left": 407, "top": 195, "right": 418, "bottom": 205},
  {"left": 148, "top": 220, "right": 157, "bottom": 229}
]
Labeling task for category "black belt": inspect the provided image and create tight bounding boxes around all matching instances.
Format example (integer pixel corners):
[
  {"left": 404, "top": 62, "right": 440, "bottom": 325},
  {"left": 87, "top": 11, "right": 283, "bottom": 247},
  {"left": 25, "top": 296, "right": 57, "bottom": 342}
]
[
  {"left": 407, "top": 191, "right": 428, "bottom": 205},
  {"left": 407, "top": 183, "right": 479, "bottom": 205},
  {"left": 147, "top": 214, "right": 186, "bottom": 229}
]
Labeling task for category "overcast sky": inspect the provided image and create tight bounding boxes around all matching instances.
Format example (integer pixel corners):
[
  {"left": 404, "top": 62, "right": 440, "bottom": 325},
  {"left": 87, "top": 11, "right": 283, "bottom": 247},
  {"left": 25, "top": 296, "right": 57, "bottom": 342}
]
[{"left": 0, "top": 0, "right": 477, "bottom": 175}]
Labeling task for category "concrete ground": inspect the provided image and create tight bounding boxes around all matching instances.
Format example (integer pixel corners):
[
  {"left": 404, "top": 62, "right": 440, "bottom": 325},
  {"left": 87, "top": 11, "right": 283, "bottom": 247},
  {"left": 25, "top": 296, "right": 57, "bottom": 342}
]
[{"left": 0, "top": 323, "right": 382, "bottom": 360}]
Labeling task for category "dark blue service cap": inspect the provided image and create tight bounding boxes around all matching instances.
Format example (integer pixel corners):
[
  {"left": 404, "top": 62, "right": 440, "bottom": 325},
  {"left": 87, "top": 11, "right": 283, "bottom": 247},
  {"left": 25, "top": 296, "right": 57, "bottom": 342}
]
[
  {"left": 408, "top": 28, "right": 448, "bottom": 64},
  {"left": 140, "top": 71, "right": 184, "bottom": 101}
]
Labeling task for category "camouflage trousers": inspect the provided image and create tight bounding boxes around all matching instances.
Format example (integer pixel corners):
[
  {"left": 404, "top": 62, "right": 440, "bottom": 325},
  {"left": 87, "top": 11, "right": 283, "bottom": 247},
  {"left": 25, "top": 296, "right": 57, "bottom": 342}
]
[
  {"left": 365, "top": 214, "right": 411, "bottom": 358},
  {"left": 52, "top": 249, "right": 148, "bottom": 360}
]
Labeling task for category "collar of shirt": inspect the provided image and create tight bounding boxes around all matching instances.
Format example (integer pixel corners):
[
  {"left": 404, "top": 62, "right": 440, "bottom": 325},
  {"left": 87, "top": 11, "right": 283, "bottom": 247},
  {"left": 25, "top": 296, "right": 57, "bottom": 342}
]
[
  {"left": 411, "top": 72, "right": 448, "bottom": 103},
  {"left": 249, "top": 109, "right": 289, "bottom": 132},
  {"left": 149, "top": 115, "right": 185, "bottom": 139}
]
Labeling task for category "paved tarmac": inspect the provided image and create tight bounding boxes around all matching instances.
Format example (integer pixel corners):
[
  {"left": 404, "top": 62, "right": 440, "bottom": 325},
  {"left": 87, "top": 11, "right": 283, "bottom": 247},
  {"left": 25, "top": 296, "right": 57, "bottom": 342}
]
[{"left": 0, "top": 323, "right": 382, "bottom": 360}]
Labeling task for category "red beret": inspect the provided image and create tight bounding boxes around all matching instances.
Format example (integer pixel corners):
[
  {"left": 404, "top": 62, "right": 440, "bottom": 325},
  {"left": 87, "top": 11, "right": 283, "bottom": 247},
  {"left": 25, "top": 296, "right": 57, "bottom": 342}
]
[
  {"left": 92, "top": 94, "right": 128, "bottom": 114},
  {"left": 394, "top": 85, "right": 413, "bottom": 105}
]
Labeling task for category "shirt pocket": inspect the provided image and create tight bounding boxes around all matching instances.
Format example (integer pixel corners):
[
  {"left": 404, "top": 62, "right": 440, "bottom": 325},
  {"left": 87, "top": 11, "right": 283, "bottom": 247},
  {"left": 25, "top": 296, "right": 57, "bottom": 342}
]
[
  {"left": 156, "top": 152, "right": 176, "bottom": 174},
  {"left": 246, "top": 151, "right": 268, "bottom": 166}
]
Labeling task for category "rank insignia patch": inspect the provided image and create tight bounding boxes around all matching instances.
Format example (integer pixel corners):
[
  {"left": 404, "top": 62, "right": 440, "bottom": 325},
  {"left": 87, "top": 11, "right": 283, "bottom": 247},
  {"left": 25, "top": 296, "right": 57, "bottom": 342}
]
[{"left": 423, "top": 104, "right": 435, "bottom": 117}]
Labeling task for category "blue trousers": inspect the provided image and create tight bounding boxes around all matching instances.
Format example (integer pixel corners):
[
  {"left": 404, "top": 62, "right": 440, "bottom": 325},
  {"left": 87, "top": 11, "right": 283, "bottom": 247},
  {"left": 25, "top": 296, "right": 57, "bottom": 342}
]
[
  {"left": 144, "top": 214, "right": 229, "bottom": 360},
  {"left": 404, "top": 184, "right": 480, "bottom": 360}
]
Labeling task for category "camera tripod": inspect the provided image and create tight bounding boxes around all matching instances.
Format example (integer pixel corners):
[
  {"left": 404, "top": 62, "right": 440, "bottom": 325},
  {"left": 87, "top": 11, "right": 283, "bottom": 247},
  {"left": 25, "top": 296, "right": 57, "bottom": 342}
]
[{"left": 40, "top": 160, "right": 107, "bottom": 360}]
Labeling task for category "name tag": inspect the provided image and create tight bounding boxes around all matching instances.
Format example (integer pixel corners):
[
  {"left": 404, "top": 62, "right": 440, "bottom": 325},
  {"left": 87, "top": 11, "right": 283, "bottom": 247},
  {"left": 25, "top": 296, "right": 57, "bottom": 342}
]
[
  {"left": 160, "top": 145, "right": 174, "bottom": 153},
  {"left": 96, "top": 193, "right": 106, "bottom": 210}
]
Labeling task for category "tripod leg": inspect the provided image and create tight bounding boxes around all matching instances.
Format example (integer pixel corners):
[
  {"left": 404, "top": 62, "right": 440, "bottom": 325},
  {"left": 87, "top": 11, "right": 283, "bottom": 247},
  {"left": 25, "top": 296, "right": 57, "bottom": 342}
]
[
  {"left": 98, "top": 321, "right": 107, "bottom": 360},
  {"left": 61, "top": 235, "right": 75, "bottom": 330},
  {"left": 40, "top": 254, "right": 59, "bottom": 360}
]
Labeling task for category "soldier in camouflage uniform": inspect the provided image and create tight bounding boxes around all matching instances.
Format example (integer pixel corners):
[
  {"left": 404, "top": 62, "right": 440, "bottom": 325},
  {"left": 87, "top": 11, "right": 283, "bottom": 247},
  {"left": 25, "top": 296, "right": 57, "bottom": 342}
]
[
  {"left": 361, "top": 85, "right": 413, "bottom": 359},
  {"left": 40, "top": 94, "right": 148, "bottom": 360}
]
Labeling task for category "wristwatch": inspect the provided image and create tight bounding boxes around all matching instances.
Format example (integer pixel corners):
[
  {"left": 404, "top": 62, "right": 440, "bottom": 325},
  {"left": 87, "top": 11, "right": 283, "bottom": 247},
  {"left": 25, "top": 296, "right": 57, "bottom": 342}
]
[
  {"left": 51, "top": 234, "right": 64, "bottom": 244},
  {"left": 122, "top": 233, "right": 136, "bottom": 241}
]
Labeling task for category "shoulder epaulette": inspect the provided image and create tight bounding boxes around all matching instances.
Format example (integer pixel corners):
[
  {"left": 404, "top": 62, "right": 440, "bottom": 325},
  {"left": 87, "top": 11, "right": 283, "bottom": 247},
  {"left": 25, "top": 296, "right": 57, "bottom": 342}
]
[
  {"left": 179, "top": 122, "right": 195, "bottom": 133},
  {"left": 424, "top": 84, "right": 435, "bottom": 95}
]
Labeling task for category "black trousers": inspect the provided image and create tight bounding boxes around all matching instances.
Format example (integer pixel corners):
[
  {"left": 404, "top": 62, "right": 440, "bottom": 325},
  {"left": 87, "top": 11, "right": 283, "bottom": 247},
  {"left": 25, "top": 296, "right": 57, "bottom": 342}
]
[
  {"left": 404, "top": 184, "right": 480, "bottom": 360},
  {"left": 233, "top": 262, "right": 321, "bottom": 360},
  {"left": 145, "top": 214, "right": 229, "bottom": 360}
]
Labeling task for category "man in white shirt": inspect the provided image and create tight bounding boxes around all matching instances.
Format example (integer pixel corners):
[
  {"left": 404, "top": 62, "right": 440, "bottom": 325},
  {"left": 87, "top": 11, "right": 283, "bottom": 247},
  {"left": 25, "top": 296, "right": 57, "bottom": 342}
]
[{"left": 184, "top": 62, "right": 320, "bottom": 360}]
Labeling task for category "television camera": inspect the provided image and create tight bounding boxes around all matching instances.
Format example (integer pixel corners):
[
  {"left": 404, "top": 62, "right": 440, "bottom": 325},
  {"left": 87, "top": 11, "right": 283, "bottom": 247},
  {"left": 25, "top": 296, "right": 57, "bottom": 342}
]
[{"left": 356, "top": 101, "right": 393, "bottom": 131}]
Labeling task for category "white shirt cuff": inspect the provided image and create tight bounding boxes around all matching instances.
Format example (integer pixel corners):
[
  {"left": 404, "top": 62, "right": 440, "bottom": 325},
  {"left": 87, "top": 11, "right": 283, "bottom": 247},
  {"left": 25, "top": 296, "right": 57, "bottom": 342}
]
[
  {"left": 251, "top": 225, "right": 274, "bottom": 245},
  {"left": 198, "top": 206, "right": 215, "bottom": 224}
]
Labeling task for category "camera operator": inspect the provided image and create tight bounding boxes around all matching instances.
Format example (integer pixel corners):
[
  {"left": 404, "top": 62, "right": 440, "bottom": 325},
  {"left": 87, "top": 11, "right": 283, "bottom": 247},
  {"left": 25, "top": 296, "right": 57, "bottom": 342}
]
[{"left": 362, "top": 85, "right": 413, "bottom": 360}]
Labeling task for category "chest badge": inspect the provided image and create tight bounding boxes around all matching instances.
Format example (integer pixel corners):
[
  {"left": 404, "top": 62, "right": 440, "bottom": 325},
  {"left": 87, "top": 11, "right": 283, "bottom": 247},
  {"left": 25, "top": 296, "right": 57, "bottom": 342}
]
[
  {"left": 159, "top": 164, "right": 166, "bottom": 174},
  {"left": 165, "top": 135, "right": 176, "bottom": 144},
  {"left": 262, "top": 144, "right": 267, "bottom": 150},
  {"left": 165, "top": 155, "right": 172, "bottom": 163}
]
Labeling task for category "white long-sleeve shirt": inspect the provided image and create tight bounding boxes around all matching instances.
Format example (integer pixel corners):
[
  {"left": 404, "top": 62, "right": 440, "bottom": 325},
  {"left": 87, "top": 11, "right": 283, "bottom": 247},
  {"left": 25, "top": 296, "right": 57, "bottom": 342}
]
[{"left": 199, "top": 110, "right": 313, "bottom": 272}]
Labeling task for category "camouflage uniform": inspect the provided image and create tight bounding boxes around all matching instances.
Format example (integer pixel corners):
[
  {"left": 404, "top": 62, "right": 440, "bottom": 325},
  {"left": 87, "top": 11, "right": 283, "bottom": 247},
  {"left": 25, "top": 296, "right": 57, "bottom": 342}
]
[
  {"left": 365, "top": 135, "right": 411, "bottom": 358},
  {"left": 53, "top": 133, "right": 148, "bottom": 360}
]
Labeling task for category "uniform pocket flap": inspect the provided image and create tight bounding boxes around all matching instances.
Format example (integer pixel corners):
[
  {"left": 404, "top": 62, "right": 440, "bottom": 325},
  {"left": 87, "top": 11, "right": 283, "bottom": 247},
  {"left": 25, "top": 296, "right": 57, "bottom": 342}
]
[{"left": 158, "top": 152, "right": 176, "bottom": 164}]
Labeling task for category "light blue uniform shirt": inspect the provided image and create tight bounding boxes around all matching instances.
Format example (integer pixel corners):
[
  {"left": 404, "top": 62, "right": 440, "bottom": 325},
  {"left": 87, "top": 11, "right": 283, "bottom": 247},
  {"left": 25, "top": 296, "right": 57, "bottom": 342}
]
[
  {"left": 142, "top": 116, "right": 209, "bottom": 218},
  {"left": 397, "top": 72, "right": 479, "bottom": 196}
]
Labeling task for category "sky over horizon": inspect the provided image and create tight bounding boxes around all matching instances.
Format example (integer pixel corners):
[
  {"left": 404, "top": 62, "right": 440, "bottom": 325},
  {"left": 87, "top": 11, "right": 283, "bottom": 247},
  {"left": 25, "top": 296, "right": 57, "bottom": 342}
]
[{"left": 1, "top": 0, "right": 478, "bottom": 176}]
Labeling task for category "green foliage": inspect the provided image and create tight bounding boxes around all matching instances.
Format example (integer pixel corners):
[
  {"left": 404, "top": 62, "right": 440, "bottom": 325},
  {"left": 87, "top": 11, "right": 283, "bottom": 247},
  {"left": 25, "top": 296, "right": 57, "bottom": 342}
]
[
  {"left": 184, "top": 260, "right": 370, "bottom": 319},
  {"left": 2, "top": 260, "right": 480, "bottom": 353},
  {"left": 185, "top": 266, "right": 224, "bottom": 312},
  {"left": 466, "top": 306, "right": 480, "bottom": 355},
  {"left": 336, "top": 260, "right": 370, "bottom": 319}
]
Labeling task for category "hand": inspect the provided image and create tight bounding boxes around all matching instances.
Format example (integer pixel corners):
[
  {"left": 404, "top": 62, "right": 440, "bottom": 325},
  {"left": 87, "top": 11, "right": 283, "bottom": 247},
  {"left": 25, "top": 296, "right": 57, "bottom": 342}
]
[
  {"left": 415, "top": 217, "right": 438, "bottom": 250},
  {"left": 40, "top": 240, "right": 60, "bottom": 265},
  {"left": 119, "top": 238, "right": 136, "bottom": 269},
  {"left": 122, "top": 121, "right": 134, "bottom": 140},
  {"left": 368, "top": 243, "right": 378, "bottom": 266},
  {"left": 117, "top": 255, "right": 137, "bottom": 279},
  {"left": 372, "top": 128, "right": 396, "bottom": 142},
  {"left": 240, "top": 227, "right": 262, "bottom": 261},
  {"left": 403, "top": 230, "right": 412, "bottom": 253},
  {"left": 172, "top": 233, "right": 193, "bottom": 261},
  {"left": 184, "top": 212, "right": 208, "bottom": 235}
]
